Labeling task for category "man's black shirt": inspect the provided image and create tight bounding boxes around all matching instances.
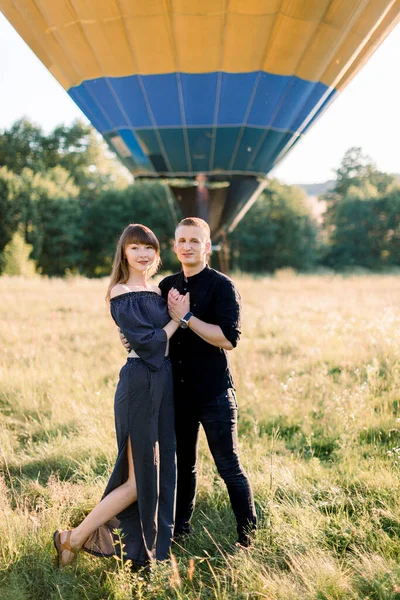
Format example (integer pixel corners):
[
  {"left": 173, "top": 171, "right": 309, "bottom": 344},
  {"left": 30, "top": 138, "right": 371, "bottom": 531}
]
[{"left": 159, "top": 265, "right": 241, "bottom": 403}]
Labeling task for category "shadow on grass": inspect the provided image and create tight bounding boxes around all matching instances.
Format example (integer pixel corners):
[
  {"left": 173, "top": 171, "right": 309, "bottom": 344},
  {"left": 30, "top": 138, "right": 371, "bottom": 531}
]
[
  {"left": 1, "top": 545, "right": 114, "bottom": 600},
  {"left": 2, "top": 450, "right": 111, "bottom": 491},
  {"left": 0, "top": 391, "right": 53, "bottom": 422},
  {"left": 4, "top": 456, "right": 77, "bottom": 484},
  {"left": 1, "top": 392, "right": 80, "bottom": 451},
  {"left": 359, "top": 426, "right": 400, "bottom": 447},
  {"left": 169, "top": 492, "right": 293, "bottom": 573},
  {"left": 17, "top": 421, "right": 80, "bottom": 447},
  {"left": 238, "top": 412, "right": 340, "bottom": 462},
  {"left": 0, "top": 391, "right": 14, "bottom": 417},
  {"left": 355, "top": 565, "right": 400, "bottom": 600},
  {"left": 171, "top": 490, "right": 255, "bottom": 558}
]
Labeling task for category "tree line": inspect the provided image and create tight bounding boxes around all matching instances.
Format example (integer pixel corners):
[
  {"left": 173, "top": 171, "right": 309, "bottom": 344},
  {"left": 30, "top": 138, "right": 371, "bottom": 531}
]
[{"left": 1, "top": 119, "right": 399, "bottom": 276}]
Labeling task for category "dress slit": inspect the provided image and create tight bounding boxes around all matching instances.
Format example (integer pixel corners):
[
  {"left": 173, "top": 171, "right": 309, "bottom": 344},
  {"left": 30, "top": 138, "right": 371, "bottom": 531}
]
[
  {"left": 82, "top": 357, "right": 175, "bottom": 566},
  {"left": 82, "top": 292, "right": 176, "bottom": 566}
]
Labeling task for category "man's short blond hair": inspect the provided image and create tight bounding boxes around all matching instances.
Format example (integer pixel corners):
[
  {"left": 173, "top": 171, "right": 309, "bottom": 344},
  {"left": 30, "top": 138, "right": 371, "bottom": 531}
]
[{"left": 176, "top": 217, "right": 210, "bottom": 240}]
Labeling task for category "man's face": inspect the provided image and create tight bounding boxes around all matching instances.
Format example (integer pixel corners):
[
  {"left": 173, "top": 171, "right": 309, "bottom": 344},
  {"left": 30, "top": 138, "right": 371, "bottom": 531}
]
[{"left": 174, "top": 225, "right": 211, "bottom": 267}]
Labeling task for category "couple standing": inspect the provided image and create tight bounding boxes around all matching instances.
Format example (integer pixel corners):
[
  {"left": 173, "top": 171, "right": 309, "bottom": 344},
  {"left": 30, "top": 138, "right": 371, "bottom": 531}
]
[{"left": 53, "top": 217, "right": 256, "bottom": 568}]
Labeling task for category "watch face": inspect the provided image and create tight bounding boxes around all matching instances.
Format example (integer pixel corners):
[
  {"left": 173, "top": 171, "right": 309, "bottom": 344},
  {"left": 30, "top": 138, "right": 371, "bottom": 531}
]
[{"left": 179, "top": 320, "right": 188, "bottom": 329}]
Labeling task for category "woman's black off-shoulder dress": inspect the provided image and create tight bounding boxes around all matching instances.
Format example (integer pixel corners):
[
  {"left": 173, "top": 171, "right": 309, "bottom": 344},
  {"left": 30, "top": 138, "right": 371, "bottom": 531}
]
[{"left": 82, "top": 291, "right": 176, "bottom": 566}]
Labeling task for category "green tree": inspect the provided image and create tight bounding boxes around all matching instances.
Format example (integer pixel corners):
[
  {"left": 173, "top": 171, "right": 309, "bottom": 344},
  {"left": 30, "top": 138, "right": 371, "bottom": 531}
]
[
  {"left": 322, "top": 147, "right": 400, "bottom": 269},
  {"left": 0, "top": 168, "right": 23, "bottom": 272},
  {"left": 229, "top": 179, "right": 318, "bottom": 272},
  {"left": 0, "top": 167, "right": 81, "bottom": 276},
  {"left": 0, "top": 120, "right": 43, "bottom": 174},
  {"left": 323, "top": 147, "right": 398, "bottom": 220},
  {"left": 35, "top": 196, "right": 83, "bottom": 276},
  {"left": 3, "top": 227, "right": 36, "bottom": 276},
  {"left": 324, "top": 191, "right": 400, "bottom": 269},
  {"left": 0, "top": 119, "right": 131, "bottom": 190},
  {"left": 16, "top": 167, "right": 79, "bottom": 263},
  {"left": 81, "top": 181, "right": 179, "bottom": 277}
]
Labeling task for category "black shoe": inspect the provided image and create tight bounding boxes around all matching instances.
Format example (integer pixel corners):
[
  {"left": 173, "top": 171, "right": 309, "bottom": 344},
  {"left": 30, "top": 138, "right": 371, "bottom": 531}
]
[
  {"left": 236, "top": 535, "right": 254, "bottom": 549},
  {"left": 236, "top": 524, "right": 256, "bottom": 548}
]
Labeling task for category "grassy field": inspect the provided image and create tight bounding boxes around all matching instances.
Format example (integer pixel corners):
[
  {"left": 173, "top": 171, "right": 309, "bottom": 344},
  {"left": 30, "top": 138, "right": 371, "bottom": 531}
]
[{"left": 1, "top": 273, "right": 400, "bottom": 600}]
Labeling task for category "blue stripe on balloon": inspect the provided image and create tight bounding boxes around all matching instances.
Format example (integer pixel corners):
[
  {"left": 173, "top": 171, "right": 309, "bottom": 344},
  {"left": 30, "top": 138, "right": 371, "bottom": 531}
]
[
  {"left": 134, "top": 129, "right": 171, "bottom": 172},
  {"left": 142, "top": 74, "right": 182, "bottom": 126},
  {"left": 68, "top": 70, "right": 335, "bottom": 176},
  {"left": 217, "top": 72, "right": 259, "bottom": 125},
  {"left": 213, "top": 127, "right": 242, "bottom": 170},
  {"left": 99, "top": 127, "right": 299, "bottom": 176},
  {"left": 118, "top": 130, "right": 153, "bottom": 168},
  {"left": 69, "top": 71, "right": 332, "bottom": 134},
  {"left": 247, "top": 73, "right": 291, "bottom": 127},
  {"left": 69, "top": 86, "right": 112, "bottom": 132},
  {"left": 180, "top": 73, "right": 219, "bottom": 126},
  {"left": 158, "top": 128, "right": 189, "bottom": 172},
  {"left": 84, "top": 79, "right": 128, "bottom": 128},
  {"left": 102, "top": 130, "right": 155, "bottom": 175},
  {"left": 187, "top": 128, "right": 214, "bottom": 172},
  {"left": 272, "top": 79, "right": 325, "bottom": 130},
  {"left": 288, "top": 80, "right": 329, "bottom": 131},
  {"left": 250, "top": 130, "right": 297, "bottom": 173},
  {"left": 108, "top": 76, "right": 152, "bottom": 128},
  {"left": 231, "top": 128, "right": 266, "bottom": 172}
]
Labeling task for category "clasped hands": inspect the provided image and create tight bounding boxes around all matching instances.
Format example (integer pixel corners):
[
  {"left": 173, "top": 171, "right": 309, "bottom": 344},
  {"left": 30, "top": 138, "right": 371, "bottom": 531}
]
[
  {"left": 119, "top": 288, "right": 190, "bottom": 351},
  {"left": 167, "top": 288, "right": 190, "bottom": 323}
]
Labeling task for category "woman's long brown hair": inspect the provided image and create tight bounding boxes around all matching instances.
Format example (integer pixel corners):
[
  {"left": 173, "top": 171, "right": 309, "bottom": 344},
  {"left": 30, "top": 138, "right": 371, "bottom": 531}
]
[{"left": 106, "top": 224, "right": 161, "bottom": 302}]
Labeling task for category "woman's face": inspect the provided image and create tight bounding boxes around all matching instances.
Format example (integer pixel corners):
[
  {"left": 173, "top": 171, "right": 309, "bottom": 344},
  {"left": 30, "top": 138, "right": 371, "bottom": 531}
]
[{"left": 124, "top": 242, "right": 157, "bottom": 274}]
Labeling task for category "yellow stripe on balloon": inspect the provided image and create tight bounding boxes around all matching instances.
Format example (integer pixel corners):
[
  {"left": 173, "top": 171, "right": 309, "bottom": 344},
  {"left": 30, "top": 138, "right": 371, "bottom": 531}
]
[
  {"left": 335, "top": 0, "right": 400, "bottom": 91},
  {"left": 1, "top": 0, "right": 399, "bottom": 89}
]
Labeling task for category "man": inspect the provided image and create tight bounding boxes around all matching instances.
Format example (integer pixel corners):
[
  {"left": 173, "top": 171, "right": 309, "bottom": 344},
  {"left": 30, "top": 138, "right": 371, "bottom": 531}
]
[{"left": 122, "top": 217, "right": 256, "bottom": 546}]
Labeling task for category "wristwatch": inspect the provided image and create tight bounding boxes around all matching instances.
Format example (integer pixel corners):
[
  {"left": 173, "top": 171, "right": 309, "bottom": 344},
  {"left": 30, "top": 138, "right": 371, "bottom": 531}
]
[{"left": 179, "top": 311, "right": 193, "bottom": 329}]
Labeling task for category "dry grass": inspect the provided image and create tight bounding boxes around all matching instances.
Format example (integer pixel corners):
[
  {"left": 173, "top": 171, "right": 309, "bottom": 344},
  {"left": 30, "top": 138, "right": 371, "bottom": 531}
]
[{"left": 1, "top": 273, "right": 400, "bottom": 599}]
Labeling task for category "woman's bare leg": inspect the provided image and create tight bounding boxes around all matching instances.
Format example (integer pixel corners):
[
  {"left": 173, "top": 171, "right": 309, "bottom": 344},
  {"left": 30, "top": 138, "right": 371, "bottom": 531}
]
[{"left": 58, "top": 437, "right": 137, "bottom": 564}]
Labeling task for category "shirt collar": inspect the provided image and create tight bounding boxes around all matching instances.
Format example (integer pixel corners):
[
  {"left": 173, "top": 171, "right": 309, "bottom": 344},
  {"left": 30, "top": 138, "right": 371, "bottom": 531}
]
[{"left": 183, "top": 264, "right": 209, "bottom": 282}]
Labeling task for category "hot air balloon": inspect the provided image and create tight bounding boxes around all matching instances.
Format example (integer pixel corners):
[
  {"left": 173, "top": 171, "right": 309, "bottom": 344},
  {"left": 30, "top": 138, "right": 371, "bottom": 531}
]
[{"left": 1, "top": 0, "right": 400, "bottom": 240}]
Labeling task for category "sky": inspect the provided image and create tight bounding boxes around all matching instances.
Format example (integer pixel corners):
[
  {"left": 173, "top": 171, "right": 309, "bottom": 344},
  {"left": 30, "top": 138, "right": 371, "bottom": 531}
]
[{"left": 0, "top": 12, "right": 399, "bottom": 184}]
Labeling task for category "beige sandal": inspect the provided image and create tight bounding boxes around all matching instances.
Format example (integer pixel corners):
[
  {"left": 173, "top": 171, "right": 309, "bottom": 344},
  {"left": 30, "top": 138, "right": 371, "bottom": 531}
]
[{"left": 53, "top": 530, "right": 79, "bottom": 567}]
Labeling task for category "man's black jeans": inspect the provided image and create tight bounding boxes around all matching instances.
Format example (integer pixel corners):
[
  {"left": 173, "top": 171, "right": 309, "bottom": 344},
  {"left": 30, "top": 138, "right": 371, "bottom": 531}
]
[{"left": 174, "top": 388, "right": 257, "bottom": 540}]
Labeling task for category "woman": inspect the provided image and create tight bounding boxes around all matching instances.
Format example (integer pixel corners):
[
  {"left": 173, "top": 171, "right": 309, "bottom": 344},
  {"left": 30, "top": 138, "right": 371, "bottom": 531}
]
[{"left": 53, "top": 224, "right": 188, "bottom": 568}]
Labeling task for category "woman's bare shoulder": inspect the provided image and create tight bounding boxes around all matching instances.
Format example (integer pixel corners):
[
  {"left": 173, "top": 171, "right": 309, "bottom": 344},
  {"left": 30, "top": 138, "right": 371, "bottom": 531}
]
[
  {"left": 110, "top": 283, "right": 162, "bottom": 298},
  {"left": 149, "top": 283, "right": 162, "bottom": 296},
  {"left": 110, "top": 284, "right": 131, "bottom": 299}
]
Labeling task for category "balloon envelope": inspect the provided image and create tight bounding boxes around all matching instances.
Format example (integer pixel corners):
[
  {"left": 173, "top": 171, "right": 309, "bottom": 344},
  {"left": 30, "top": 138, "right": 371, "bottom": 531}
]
[{"left": 1, "top": 0, "right": 399, "bottom": 233}]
